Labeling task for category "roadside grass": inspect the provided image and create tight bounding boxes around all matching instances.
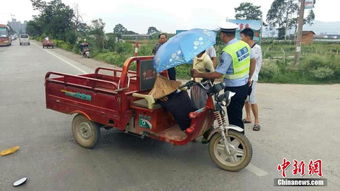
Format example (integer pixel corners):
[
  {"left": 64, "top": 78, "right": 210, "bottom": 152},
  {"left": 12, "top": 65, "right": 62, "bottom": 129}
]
[
  {"left": 259, "top": 41, "right": 340, "bottom": 84},
  {"left": 34, "top": 36, "right": 340, "bottom": 84}
]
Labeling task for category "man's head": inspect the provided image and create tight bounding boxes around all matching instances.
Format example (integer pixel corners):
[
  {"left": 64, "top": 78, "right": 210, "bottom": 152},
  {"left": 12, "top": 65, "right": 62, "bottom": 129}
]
[
  {"left": 218, "top": 22, "right": 238, "bottom": 43},
  {"left": 240, "top": 28, "right": 254, "bottom": 44},
  {"left": 220, "top": 31, "right": 236, "bottom": 43},
  {"left": 158, "top": 33, "right": 167, "bottom": 44},
  {"left": 197, "top": 50, "right": 206, "bottom": 58}
]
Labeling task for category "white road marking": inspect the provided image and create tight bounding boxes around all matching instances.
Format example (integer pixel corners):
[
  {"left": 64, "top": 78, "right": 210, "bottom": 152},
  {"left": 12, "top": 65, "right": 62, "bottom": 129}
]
[
  {"left": 32, "top": 42, "right": 88, "bottom": 74},
  {"left": 246, "top": 163, "right": 269, "bottom": 177}
]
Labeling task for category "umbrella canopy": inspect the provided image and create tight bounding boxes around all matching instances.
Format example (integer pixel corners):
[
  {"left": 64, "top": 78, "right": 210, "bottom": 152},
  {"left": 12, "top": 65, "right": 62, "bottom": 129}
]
[{"left": 153, "top": 29, "right": 216, "bottom": 73}]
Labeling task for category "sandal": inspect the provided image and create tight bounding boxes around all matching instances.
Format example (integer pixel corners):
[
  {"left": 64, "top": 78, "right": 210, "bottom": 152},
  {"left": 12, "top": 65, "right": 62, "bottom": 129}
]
[
  {"left": 253, "top": 124, "right": 261, "bottom": 131},
  {"left": 242, "top": 119, "right": 251, "bottom": 124}
]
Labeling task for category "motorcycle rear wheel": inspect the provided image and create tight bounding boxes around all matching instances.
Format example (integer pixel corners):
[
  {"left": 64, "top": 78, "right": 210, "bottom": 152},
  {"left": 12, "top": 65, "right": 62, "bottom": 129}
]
[{"left": 72, "top": 114, "right": 101, "bottom": 149}]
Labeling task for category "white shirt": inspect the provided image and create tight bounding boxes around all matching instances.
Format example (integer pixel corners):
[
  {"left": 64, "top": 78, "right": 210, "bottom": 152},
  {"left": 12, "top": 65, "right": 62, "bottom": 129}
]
[
  {"left": 250, "top": 44, "right": 263, "bottom": 81},
  {"left": 206, "top": 46, "right": 216, "bottom": 58}
]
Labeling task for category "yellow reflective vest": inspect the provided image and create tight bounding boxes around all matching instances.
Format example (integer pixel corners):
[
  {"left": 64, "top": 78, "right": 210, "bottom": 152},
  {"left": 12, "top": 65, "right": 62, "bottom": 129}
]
[{"left": 222, "top": 41, "right": 251, "bottom": 80}]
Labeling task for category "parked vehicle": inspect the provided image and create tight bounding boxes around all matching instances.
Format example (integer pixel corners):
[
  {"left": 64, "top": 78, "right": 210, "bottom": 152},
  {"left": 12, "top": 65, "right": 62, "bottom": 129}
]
[
  {"left": 0, "top": 24, "right": 12, "bottom": 46},
  {"left": 11, "top": 34, "right": 17, "bottom": 41},
  {"left": 19, "top": 34, "right": 30, "bottom": 45},
  {"left": 80, "top": 42, "right": 90, "bottom": 58},
  {"left": 45, "top": 56, "right": 252, "bottom": 171},
  {"left": 43, "top": 38, "right": 54, "bottom": 48},
  {"left": 82, "top": 47, "right": 90, "bottom": 58}
]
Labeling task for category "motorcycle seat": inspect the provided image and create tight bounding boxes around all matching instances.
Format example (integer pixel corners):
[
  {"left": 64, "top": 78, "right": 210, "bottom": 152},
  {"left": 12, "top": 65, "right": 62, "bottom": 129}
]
[{"left": 132, "top": 93, "right": 161, "bottom": 109}]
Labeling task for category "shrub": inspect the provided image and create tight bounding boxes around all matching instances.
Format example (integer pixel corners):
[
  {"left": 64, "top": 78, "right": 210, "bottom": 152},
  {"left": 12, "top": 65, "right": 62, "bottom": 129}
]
[
  {"left": 311, "top": 67, "right": 335, "bottom": 80},
  {"left": 114, "top": 43, "right": 133, "bottom": 54},
  {"left": 54, "top": 40, "right": 73, "bottom": 51},
  {"left": 94, "top": 52, "right": 130, "bottom": 67},
  {"left": 300, "top": 54, "right": 337, "bottom": 81},
  {"left": 259, "top": 62, "right": 280, "bottom": 80},
  {"left": 139, "top": 45, "right": 153, "bottom": 56},
  {"left": 301, "top": 55, "right": 332, "bottom": 70}
]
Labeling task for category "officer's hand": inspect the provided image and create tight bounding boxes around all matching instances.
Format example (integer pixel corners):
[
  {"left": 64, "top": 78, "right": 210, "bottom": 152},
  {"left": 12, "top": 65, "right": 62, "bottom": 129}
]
[
  {"left": 248, "top": 79, "right": 253, "bottom": 87},
  {"left": 191, "top": 69, "right": 199, "bottom": 78}
]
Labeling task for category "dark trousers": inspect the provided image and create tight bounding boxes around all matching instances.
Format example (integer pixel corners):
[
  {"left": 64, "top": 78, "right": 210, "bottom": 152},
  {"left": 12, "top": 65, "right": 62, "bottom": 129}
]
[
  {"left": 224, "top": 84, "right": 249, "bottom": 129},
  {"left": 158, "top": 91, "right": 196, "bottom": 130},
  {"left": 167, "top": 67, "right": 176, "bottom": 80}
]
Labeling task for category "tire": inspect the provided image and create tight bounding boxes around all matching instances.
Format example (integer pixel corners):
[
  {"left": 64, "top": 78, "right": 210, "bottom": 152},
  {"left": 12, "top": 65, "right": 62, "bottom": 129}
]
[
  {"left": 72, "top": 114, "right": 101, "bottom": 149},
  {"left": 209, "top": 130, "right": 252, "bottom": 171}
]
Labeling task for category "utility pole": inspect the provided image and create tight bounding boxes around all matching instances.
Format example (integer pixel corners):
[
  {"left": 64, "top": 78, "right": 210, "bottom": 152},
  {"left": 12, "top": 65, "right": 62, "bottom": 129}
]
[{"left": 294, "top": 0, "right": 305, "bottom": 65}]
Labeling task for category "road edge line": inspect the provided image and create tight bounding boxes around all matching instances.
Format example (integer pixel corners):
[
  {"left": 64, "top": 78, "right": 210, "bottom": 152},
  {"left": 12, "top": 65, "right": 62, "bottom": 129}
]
[
  {"left": 246, "top": 163, "right": 269, "bottom": 177},
  {"left": 32, "top": 42, "right": 88, "bottom": 74}
]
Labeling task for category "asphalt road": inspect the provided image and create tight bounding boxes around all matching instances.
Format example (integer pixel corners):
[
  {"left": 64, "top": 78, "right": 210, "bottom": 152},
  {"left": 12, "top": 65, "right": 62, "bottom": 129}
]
[{"left": 0, "top": 40, "right": 339, "bottom": 191}]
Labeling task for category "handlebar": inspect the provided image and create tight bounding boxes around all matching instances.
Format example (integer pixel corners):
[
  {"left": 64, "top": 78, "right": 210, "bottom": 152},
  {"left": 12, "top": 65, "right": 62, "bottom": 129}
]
[
  {"left": 207, "top": 81, "right": 227, "bottom": 95},
  {"left": 179, "top": 80, "right": 235, "bottom": 106},
  {"left": 179, "top": 80, "right": 211, "bottom": 90}
]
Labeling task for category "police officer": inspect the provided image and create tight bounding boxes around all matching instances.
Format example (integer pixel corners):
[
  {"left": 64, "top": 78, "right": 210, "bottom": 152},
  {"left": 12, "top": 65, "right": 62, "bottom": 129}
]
[{"left": 191, "top": 22, "right": 255, "bottom": 130}]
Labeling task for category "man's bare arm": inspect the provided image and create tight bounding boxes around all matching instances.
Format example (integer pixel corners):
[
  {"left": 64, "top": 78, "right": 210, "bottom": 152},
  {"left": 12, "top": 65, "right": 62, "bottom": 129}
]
[
  {"left": 191, "top": 69, "right": 223, "bottom": 79},
  {"left": 211, "top": 57, "right": 217, "bottom": 68},
  {"left": 249, "top": 58, "right": 256, "bottom": 82}
]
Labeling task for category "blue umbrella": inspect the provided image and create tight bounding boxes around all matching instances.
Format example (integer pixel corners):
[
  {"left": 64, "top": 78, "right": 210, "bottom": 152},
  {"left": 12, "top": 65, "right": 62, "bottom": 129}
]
[{"left": 153, "top": 29, "right": 216, "bottom": 73}]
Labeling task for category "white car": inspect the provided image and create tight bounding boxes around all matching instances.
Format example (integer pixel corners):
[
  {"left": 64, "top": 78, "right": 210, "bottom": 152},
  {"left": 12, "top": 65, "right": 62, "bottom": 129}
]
[{"left": 19, "top": 34, "right": 30, "bottom": 45}]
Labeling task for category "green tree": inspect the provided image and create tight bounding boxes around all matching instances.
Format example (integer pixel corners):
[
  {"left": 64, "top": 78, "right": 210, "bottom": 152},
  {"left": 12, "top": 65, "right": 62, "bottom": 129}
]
[
  {"left": 147, "top": 26, "right": 160, "bottom": 35},
  {"left": 72, "top": 3, "right": 89, "bottom": 36},
  {"left": 267, "top": 0, "right": 298, "bottom": 38},
  {"left": 26, "top": 18, "right": 42, "bottom": 36},
  {"left": 90, "top": 19, "right": 105, "bottom": 50},
  {"left": 267, "top": 0, "right": 315, "bottom": 39},
  {"left": 113, "top": 23, "right": 137, "bottom": 37},
  {"left": 305, "top": 10, "right": 315, "bottom": 25},
  {"left": 30, "top": 0, "right": 46, "bottom": 10},
  {"left": 29, "top": 0, "right": 75, "bottom": 42},
  {"left": 234, "top": 2, "right": 262, "bottom": 20},
  {"left": 113, "top": 24, "right": 127, "bottom": 35},
  {"left": 104, "top": 33, "right": 117, "bottom": 51}
]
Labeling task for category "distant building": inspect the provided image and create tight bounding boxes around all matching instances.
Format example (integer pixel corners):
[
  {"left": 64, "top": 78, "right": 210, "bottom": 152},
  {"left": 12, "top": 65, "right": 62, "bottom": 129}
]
[
  {"left": 302, "top": 31, "right": 315, "bottom": 45},
  {"left": 7, "top": 19, "right": 27, "bottom": 34},
  {"left": 314, "top": 33, "right": 340, "bottom": 42},
  {"left": 315, "top": 34, "right": 340, "bottom": 39},
  {"left": 121, "top": 34, "right": 150, "bottom": 40}
]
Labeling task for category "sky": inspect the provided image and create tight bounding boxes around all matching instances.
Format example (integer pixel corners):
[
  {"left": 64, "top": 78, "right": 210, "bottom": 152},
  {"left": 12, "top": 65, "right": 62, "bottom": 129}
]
[{"left": 1, "top": 0, "right": 339, "bottom": 34}]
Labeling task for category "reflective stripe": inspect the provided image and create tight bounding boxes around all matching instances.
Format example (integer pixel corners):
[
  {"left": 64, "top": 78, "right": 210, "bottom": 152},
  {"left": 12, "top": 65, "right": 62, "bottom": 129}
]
[
  {"left": 222, "top": 41, "right": 251, "bottom": 80},
  {"left": 234, "top": 62, "right": 250, "bottom": 73},
  {"left": 224, "top": 72, "right": 248, "bottom": 79}
]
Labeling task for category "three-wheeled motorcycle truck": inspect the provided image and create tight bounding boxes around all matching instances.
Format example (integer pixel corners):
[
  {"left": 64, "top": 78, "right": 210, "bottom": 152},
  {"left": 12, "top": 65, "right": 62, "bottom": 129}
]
[{"left": 45, "top": 56, "right": 252, "bottom": 171}]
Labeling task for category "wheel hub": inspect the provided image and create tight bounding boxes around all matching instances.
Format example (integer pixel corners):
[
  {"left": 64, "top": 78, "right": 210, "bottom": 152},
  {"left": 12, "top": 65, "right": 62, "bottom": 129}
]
[
  {"left": 215, "top": 137, "right": 245, "bottom": 165},
  {"left": 79, "top": 122, "right": 93, "bottom": 139}
]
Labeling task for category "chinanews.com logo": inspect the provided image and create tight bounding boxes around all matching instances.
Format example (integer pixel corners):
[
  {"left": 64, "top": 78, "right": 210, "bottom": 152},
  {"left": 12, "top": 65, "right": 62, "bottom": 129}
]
[{"left": 274, "top": 158, "right": 327, "bottom": 187}]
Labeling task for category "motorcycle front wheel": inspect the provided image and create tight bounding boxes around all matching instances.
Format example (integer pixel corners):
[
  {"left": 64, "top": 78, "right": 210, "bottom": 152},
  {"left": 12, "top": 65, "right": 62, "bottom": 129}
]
[{"left": 209, "top": 130, "right": 252, "bottom": 171}]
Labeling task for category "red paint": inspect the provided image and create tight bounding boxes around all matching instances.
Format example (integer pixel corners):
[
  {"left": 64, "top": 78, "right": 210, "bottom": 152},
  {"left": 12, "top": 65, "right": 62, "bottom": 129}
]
[{"left": 45, "top": 56, "right": 215, "bottom": 146}]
